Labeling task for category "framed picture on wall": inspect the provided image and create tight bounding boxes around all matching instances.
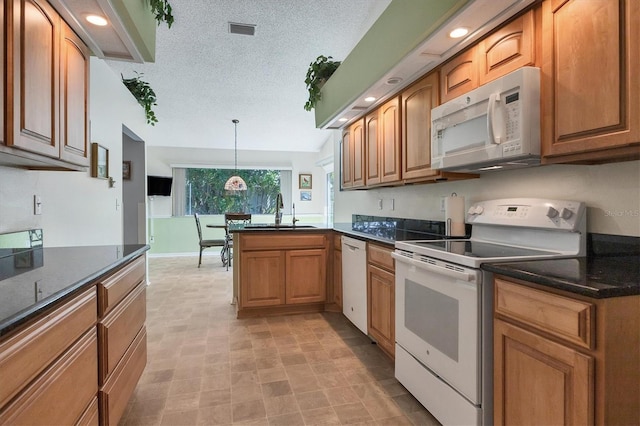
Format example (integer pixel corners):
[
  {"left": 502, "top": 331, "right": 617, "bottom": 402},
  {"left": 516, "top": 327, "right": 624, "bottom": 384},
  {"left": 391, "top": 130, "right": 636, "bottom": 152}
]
[
  {"left": 91, "top": 143, "right": 109, "bottom": 179},
  {"left": 122, "top": 161, "right": 132, "bottom": 180},
  {"left": 299, "top": 173, "right": 312, "bottom": 189},
  {"left": 300, "top": 191, "right": 312, "bottom": 201}
]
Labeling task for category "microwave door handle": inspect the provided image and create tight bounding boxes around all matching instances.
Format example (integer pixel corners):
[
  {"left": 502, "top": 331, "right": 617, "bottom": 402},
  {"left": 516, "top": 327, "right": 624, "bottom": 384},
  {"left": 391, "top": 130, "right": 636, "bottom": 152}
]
[{"left": 487, "top": 93, "right": 501, "bottom": 144}]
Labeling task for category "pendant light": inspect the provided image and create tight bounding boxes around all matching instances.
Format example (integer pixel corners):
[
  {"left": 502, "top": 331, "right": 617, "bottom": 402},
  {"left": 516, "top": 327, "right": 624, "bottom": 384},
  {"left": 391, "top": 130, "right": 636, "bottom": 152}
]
[{"left": 224, "top": 119, "right": 247, "bottom": 194}]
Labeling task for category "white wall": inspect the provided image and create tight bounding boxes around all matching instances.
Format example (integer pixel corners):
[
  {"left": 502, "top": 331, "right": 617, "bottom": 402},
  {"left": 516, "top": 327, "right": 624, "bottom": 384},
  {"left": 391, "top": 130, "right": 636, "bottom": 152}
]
[
  {"left": 333, "top": 136, "right": 640, "bottom": 236},
  {"left": 146, "top": 146, "right": 328, "bottom": 217},
  {"left": 0, "top": 58, "right": 148, "bottom": 246}
]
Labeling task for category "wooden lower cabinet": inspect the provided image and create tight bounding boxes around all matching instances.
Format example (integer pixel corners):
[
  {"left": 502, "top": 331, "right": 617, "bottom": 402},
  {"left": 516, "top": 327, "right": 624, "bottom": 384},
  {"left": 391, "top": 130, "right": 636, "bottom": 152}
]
[
  {"left": 332, "top": 234, "right": 343, "bottom": 309},
  {"left": 0, "top": 329, "right": 98, "bottom": 425},
  {"left": 494, "top": 276, "right": 640, "bottom": 425},
  {"left": 494, "top": 319, "right": 593, "bottom": 425},
  {"left": 237, "top": 233, "right": 328, "bottom": 317},
  {"left": 366, "top": 243, "right": 395, "bottom": 358}
]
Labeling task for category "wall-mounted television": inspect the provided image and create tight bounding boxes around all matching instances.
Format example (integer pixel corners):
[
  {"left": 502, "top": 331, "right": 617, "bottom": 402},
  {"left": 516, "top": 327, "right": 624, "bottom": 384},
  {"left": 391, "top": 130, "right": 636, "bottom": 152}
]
[{"left": 147, "top": 176, "right": 173, "bottom": 196}]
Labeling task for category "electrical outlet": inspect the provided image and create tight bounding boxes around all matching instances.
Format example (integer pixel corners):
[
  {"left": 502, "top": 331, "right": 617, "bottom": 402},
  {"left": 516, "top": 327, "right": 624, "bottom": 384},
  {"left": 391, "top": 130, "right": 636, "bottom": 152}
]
[
  {"left": 440, "top": 196, "right": 447, "bottom": 212},
  {"left": 377, "top": 199, "right": 383, "bottom": 210},
  {"left": 34, "top": 195, "right": 42, "bottom": 215},
  {"left": 390, "top": 199, "right": 395, "bottom": 211}
]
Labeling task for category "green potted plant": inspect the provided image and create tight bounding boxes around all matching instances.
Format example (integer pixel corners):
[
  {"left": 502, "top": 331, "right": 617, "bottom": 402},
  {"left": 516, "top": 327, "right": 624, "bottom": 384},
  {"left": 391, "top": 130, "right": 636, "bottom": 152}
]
[
  {"left": 122, "top": 72, "right": 158, "bottom": 125},
  {"left": 149, "top": 0, "right": 174, "bottom": 28},
  {"left": 304, "top": 55, "right": 341, "bottom": 111}
]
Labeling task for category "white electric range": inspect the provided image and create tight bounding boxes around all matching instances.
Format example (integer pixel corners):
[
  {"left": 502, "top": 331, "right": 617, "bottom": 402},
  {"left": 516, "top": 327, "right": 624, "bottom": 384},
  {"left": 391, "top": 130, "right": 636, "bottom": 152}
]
[{"left": 392, "top": 198, "right": 587, "bottom": 426}]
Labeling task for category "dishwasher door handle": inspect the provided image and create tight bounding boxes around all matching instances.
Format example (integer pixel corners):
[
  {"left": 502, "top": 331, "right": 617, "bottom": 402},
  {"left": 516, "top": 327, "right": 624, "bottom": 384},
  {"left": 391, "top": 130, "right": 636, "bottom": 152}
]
[{"left": 344, "top": 244, "right": 360, "bottom": 251}]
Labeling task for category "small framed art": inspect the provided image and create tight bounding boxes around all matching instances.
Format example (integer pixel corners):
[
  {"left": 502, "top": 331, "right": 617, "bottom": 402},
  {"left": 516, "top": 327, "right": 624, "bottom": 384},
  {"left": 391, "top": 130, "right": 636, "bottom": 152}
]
[
  {"left": 91, "top": 143, "right": 109, "bottom": 179},
  {"left": 299, "top": 173, "right": 312, "bottom": 189},
  {"left": 122, "top": 161, "right": 132, "bottom": 180},
  {"left": 300, "top": 191, "right": 312, "bottom": 201}
]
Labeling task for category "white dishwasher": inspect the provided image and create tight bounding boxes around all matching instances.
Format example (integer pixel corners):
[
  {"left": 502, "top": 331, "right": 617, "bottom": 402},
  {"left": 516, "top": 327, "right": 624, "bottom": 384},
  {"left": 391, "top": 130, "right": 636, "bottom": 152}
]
[{"left": 341, "top": 236, "right": 368, "bottom": 334}]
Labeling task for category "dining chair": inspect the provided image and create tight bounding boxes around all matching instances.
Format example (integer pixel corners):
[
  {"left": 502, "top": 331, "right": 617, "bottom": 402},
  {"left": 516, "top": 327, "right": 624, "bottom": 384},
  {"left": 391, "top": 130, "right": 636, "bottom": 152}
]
[
  {"left": 194, "top": 213, "right": 226, "bottom": 268},
  {"left": 223, "top": 213, "right": 252, "bottom": 270}
]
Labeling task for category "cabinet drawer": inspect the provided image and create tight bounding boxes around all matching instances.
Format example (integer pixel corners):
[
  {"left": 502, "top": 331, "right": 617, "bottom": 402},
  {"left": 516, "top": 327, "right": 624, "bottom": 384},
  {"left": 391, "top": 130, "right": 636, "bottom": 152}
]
[
  {"left": 98, "top": 255, "right": 145, "bottom": 317},
  {"left": 0, "top": 329, "right": 98, "bottom": 425},
  {"left": 367, "top": 243, "right": 394, "bottom": 272},
  {"left": 495, "top": 278, "right": 594, "bottom": 349},
  {"left": 98, "top": 283, "right": 146, "bottom": 384},
  {"left": 99, "top": 327, "right": 147, "bottom": 426},
  {"left": 241, "top": 233, "right": 327, "bottom": 250},
  {"left": 0, "top": 286, "right": 97, "bottom": 408},
  {"left": 76, "top": 396, "right": 99, "bottom": 426}
]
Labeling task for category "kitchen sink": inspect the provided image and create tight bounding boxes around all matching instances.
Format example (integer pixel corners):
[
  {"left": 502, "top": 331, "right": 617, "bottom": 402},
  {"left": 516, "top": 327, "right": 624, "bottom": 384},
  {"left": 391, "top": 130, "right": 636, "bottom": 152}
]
[{"left": 244, "top": 224, "right": 316, "bottom": 229}]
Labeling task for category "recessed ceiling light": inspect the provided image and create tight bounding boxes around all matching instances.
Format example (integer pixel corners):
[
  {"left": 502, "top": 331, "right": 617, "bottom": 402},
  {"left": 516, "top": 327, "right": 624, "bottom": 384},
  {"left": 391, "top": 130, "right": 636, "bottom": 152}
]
[
  {"left": 338, "top": 118, "right": 348, "bottom": 122},
  {"left": 386, "top": 77, "right": 403, "bottom": 85},
  {"left": 85, "top": 14, "right": 108, "bottom": 26},
  {"left": 364, "top": 96, "right": 376, "bottom": 102},
  {"left": 449, "top": 27, "right": 469, "bottom": 38}
]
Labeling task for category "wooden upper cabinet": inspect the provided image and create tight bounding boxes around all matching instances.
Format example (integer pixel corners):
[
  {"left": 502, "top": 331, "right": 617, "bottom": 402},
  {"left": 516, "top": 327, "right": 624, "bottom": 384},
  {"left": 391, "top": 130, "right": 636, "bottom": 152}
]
[
  {"left": 478, "top": 10, "right": 536, "bottom": 85},
  {"left": 401, "top": 72, "right": 440, "bottom": 181},
  {"left": 541, "top": 0, "right": 640, "bottom": 163},
  {"left": 351, "top": 118, "right": 365, "bottom": 188},
  {"left": 365, "top": 110, "right": 381, "bottom": 186},
  {"left": 379, "top": 96, "right": 401, "bottom": 184},
  {"left": 9, "top": 0, "right": 60, "bottom": 158},
  {"left": 59, "top": 22, "right": 90, "bottom": 166},
  {"left": 341, "top": 128, "right": 351, "bottom": 189},
  {"left": 440, "top": 47, "right": 477, "bottom": 103}
]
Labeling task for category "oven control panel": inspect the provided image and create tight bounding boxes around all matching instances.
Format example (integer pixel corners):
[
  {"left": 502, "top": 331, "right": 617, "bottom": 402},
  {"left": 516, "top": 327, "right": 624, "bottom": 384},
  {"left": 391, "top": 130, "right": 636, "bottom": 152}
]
[{"left": 467, "top": 198, "right": 586, "bottom": 231}]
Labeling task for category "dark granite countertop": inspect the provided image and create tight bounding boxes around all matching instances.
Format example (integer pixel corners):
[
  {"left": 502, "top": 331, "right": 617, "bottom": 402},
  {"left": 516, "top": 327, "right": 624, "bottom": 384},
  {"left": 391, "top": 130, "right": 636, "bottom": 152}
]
[
  {"left": 482, "top": 234, "right": 640, "bottom": 298},
  {"left": 0, "top": 244, "right": 149, "bottom": 337}
]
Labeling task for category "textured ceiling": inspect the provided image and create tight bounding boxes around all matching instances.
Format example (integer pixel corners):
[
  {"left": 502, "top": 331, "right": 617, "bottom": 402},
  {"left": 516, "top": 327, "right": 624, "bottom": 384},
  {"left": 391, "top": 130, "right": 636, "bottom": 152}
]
[{"left": 106, "top": 0, "right": 391, "bottom": 153}]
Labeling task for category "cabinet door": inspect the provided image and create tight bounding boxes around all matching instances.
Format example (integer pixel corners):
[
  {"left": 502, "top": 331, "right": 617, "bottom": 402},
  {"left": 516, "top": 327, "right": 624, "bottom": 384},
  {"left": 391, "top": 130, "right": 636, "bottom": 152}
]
[
  {"left": 367, "top": 264, "right": 394, "bottom": 357},
  {"left": 59, "top": 22, "right": 90, "bottom": 166},
  {"left": 541, "top": 0, "right": 640, "bottom": 163},
  {"left": 351, "top": 119, "right": 366, "bottom": 188},
  {"left": 494, "top": 319, "right": 594, "bottom": 426},
  {"left": 401, "top": 72, "right": 439, "bottom": 181},
  {"left": 285, "top": 249, "right": 326, "bottom": 304},
  {"left": 365, "top": 110, "right": 381, "bottom": 186},
  {"left": 332, "top": 247, "right": 342, "bottom": 308},
  {"left": 240, "top": 251, "right": 285, "bottom": 307},
  {"left": 380, "top": 96, "right": 401, "bottom": 183},
  {"left": 478, "top": 10, "right": 536, "bottom": 85},
  {"left": 440, "top": 47, "right": 477, "bottom": 103},
  {"left": 341, "top": 129, "right": 351, "bottom": 189},
  {"left": 9, "top": 0, "right": 60, "bottom": 157}
]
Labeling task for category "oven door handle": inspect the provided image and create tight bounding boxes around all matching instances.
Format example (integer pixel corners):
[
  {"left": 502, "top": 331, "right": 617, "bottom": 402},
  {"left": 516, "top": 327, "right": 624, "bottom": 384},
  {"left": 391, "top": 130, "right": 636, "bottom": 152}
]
[{"left": 392, "top": 252, "right": 474, "bottom": 282}]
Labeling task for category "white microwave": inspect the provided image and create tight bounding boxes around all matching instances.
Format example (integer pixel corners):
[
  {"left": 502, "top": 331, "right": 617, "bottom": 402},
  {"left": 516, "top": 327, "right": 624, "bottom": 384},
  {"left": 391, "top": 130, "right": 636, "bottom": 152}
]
[{"left": 431, "top": 67, "right": 540, "bottom": 173}]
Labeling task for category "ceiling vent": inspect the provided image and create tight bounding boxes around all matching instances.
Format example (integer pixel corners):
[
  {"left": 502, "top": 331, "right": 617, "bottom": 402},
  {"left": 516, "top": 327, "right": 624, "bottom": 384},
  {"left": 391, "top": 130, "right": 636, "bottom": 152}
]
[{"left": 229, "top": 22, "right": 256, "bottom": 36}]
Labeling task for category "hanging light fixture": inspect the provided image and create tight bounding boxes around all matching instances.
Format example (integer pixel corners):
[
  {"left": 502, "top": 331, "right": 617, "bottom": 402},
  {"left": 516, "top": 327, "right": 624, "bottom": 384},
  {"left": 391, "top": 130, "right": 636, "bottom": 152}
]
[{"left": 224, "top": 119, "right": 248, "bottom": 194}]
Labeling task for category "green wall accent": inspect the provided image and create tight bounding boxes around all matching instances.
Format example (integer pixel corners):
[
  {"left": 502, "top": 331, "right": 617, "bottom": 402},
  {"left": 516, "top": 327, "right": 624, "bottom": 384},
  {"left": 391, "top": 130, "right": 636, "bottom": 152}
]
[
  {"left": 112, "top": 0, "right": 157, "bottom": 62},
  {"left": 314, "top": 0, "right": 468, "bottom": 128}
]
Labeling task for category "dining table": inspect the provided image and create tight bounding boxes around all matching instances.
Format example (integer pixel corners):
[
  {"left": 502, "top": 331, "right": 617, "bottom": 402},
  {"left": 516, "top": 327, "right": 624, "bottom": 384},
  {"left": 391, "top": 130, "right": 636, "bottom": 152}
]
[{"left": 206, "top": 223, "right": 231, "bottom": 266}]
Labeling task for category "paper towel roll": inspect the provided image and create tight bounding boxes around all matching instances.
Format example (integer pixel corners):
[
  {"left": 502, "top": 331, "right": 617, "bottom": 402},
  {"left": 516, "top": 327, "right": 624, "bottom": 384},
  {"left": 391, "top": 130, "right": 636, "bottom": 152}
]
[{"left": 445, "top": 195, "right": 466, "bottom": 237}]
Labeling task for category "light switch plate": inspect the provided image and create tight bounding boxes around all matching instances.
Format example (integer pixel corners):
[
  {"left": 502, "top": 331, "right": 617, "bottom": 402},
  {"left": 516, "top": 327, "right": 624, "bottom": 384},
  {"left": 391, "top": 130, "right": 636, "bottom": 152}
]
[{"left": 34, "top": 195, "right": 42, "bottom": 215}]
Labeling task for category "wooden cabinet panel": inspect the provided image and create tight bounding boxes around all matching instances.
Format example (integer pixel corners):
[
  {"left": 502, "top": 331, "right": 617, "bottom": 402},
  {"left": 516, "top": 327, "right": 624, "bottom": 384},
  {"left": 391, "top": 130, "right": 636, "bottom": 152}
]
[
  {"left": 0, "top": 329, "right": 98, "bottom": 425},
  {"left": 541, "top": 0, "right": 640, "bottom": 163},
  {"left": 240, "top": 251, "right": 286, "bottom": 307},
  {"left": 0, "top": 286, "right": 96, "bottom": 408},
  {"left": 351, "top": 119, "right": 365, "bottom": 188},
  {"left": 99, "top": 327, "right": 147, "bottom": 426},
  {"left": 98, "top": 283, "right": 146, "bottom": 384},
  {"left": 495, "top": 278, "right": 594, "bottom": 349},
  {"left": 286, "top": 249, "right": 327, "bottom": 304},
  {"left": 401, "top": 72, "right": 440, "bottom": 181},
  {"left": 380, "top": 96, "right": 401, "bottom": 184},
  {"left": 440, "top": 47, "right": 477, "bottom": 103},
  {"left": 367, "top": 243, "right": 394, "bottom": 271},
  {"left": 9, "top": 0, "right": 60, "bottom": 158},
  {"left": 332, "top": 246, "right": 343, "bottom": 308},
  {"left": 367, "top": 264, "right": 394, "bottom": 357},
  {"left": 76, "top": 396, "right": 99, "bottom": 426},
  {"left": 478, "top": 10, "right": 536, "bottom": 85},
  {"left": 494, "top": 319, "right": 594, "bottom": 425},
  {"left": 365, "top": 110, "right": 381, "bottom": 186},
  {"left": 97, "top": 255, "right": 146, "bottom": 317},
  {"left": 59, "top": 21, "right": 90, "bottom": 166},
  {"left": 240, "top": 233, "right": 326, "bottom": 251},
  {"left": 341, "top": 129, "right": 351, "bottom": 189}
]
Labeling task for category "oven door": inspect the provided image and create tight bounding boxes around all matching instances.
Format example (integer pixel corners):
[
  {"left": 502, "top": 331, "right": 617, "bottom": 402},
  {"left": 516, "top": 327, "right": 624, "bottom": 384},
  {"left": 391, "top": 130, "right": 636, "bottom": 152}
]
[{"left": 393, "top": 251, "right": 482, "bottom": 403}]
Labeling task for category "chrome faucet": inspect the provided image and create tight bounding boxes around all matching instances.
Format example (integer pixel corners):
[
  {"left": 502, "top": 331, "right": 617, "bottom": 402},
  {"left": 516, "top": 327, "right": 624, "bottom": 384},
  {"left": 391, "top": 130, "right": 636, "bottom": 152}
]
[
  {"left": 292, "top": 203, "right": 299, "bottom": 227},
  {"left": 275, "top": 193, "right": 284, "bottom": 225}
]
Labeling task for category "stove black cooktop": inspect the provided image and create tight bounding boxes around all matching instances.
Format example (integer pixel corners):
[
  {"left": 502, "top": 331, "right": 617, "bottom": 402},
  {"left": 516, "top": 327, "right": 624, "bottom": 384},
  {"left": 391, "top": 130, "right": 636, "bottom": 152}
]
[{"left": 410, "top": 240, "right": 559, "bottom": 259}]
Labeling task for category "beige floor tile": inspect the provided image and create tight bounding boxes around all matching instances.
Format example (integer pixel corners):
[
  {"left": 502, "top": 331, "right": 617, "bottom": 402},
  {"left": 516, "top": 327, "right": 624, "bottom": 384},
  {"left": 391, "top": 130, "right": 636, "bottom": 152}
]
[
  {"left": 333, "top": 402, "right": 373, "bottom": 425},
  {"left": 267, "top": 411, "right": 304, "bottom": 426},
  {"left": 202, "top": 373, "right": 231, "bottom": 391},
  {"left": 263, "top": 394, "right": 299, "bottom": 417},
  {"left": 160, "top": 408, "right": 199, "bottom": 426},
  {"left": 231, "top": 399, "right": 267, "bottom": 423},
  {"left": 360, "top": 395, "right": 403, "bottom": 420},
  {"left": 199, "top": 389, "right": 231, "bottom": 408},
  {"left": 164, "top": 392, "right": 201, "bottom": 412},
  {"left": 231, "top": 383, "right": 264, "bottom": 403},
  {"left": 289, "top": 374, "right": 322, "bottom": 393},
  {"left": 301, "top": 406, "right": 341, "bottom": 425},
  {"left": 295, "top": 390, "right": 331, "bottom": 411},
  {"left": 261, "top": 380, "right": 293, "bottom": 398},
  {"left": 196, "top": 403, "right": 233, "bottom": 425},
  {"left": 169, "top": 377, "right": 203, "bottom": 396},
  {"left": 231, "top": 370, "right": 260, "bottom": 387},
  {"left": 258, "top": 366, "right": 288, "bottom": 384}
]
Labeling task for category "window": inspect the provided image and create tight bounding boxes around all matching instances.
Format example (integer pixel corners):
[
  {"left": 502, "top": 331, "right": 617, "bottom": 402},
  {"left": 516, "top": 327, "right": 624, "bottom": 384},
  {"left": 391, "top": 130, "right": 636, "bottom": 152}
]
[{"left": 172, "top": 168, "right": 291, "bottom": 216}]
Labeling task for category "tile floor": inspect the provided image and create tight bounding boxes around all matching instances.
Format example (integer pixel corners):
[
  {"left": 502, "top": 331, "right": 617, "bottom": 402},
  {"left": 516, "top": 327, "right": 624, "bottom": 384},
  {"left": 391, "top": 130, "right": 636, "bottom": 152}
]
[{"left": 119, "top": 256, "right": 440, "bottom": 426}]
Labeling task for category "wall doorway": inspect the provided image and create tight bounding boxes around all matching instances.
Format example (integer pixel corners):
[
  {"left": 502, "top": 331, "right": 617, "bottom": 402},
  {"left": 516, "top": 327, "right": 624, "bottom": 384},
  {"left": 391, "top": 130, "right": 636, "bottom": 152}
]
[{"left": 122, "top": 126, "right": 146, "bottom": 244}]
